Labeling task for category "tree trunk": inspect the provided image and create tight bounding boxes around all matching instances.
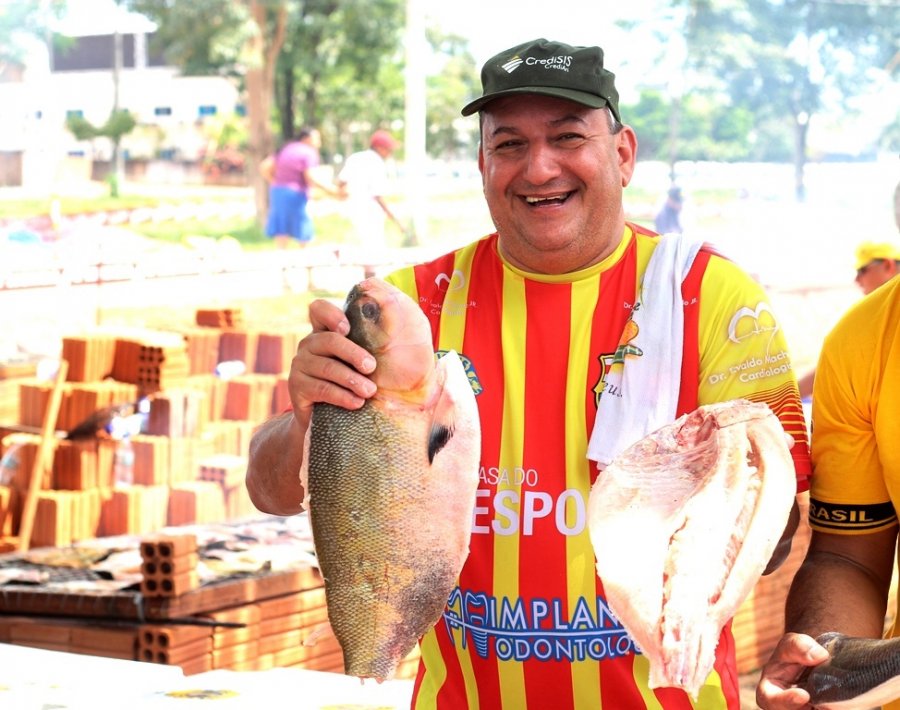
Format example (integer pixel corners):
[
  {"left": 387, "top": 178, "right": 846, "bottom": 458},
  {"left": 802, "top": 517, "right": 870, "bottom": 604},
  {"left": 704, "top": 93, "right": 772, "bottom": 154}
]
[
  {"left": 244, "top": 1, "right": 288, "bottom": 227},
  {"left": 245, "top": 64, "right": 270, "bottom": 227}
]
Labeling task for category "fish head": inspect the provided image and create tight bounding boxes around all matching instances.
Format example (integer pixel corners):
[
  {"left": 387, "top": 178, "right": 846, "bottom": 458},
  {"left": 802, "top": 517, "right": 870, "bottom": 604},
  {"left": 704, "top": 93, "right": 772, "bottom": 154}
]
[{"left": 345, "top": 278, "right": 435, "bottom": 392}]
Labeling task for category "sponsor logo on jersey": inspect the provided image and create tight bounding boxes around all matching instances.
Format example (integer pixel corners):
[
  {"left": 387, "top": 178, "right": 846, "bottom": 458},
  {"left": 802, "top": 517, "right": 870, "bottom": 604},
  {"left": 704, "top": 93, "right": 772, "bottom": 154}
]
[
  {"left": 437, "top": 349, "right": 482, "bottom": 396},
  {"left": 443, "top": 588, "right": 638, "bottom": 664},
  {"left": 592, "top": 317, "right": 642, "bottom": 407}
]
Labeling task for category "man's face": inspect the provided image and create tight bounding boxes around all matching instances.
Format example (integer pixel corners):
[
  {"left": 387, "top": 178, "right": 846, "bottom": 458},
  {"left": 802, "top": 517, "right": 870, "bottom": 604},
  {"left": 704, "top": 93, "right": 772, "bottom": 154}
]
[
  {"left": 478, "top": 94, "right": 637, "bottom": 274},
  {"left": 855, "top": 259, "right": 898, "bottom": 295}
]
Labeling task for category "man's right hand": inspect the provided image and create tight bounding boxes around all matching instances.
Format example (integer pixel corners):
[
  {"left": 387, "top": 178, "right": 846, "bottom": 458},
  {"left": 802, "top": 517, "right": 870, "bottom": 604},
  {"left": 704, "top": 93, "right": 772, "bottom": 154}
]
[
  {"left": 245, "top": 297, "right": 378, "bottom": 516},
  {"left": 756, "top": 632, "right": 830, "bottom": 709},
  {"left": 287, "top": 297, "right": 378, "bottom": 428}
]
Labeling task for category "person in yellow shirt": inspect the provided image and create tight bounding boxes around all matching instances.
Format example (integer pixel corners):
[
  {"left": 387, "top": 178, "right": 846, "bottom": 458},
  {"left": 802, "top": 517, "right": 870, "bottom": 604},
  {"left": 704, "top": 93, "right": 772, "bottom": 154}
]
[
  {"left": 796, "top": 239, "right": 900, "bottom": 399},
  {"left": 756, "top": 275, "right": 900, "bottom": 709},
  {"left": 853, "top": 240, "right": 900, "bottom": 295}
]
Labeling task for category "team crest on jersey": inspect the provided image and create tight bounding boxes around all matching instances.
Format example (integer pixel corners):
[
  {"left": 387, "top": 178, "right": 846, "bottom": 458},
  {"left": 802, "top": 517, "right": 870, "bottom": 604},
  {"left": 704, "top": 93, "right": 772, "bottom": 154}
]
[
  {"left": 437, "top": 349, "right": 482, "bottom": 395},
  {"left": 592, "top": 317, "right": 643, "bottom": 407}
]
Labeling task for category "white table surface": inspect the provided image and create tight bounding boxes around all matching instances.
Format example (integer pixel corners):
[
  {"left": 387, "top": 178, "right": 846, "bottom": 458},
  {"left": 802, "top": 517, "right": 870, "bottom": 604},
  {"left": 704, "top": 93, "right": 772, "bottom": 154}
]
[{"left": 0, "top": 642, "right": 414, "bottom": 709}]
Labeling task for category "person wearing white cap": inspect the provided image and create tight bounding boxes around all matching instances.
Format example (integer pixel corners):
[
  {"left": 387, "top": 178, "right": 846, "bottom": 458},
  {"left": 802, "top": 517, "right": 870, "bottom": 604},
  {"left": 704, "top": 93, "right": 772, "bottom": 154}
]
[{"left": 335, "top": 129, "right": 406, "bottom": 253}]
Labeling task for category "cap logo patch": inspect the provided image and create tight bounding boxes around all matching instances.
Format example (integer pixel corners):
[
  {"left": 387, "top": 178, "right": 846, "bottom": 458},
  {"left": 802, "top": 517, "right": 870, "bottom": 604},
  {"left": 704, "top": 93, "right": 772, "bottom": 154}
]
[
  {"left": 501, "top": 55, "right": 524, "bottom": 73},
  {"left": 526, "top": 54, "right": 573, "bottom": 71}
]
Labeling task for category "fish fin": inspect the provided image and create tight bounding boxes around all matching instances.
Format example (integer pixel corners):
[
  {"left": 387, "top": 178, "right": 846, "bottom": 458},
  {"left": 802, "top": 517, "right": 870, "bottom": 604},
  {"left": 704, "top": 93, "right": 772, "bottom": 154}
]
[
  {"left": 428, "top": 423, "right": 454, "bottom": 464},
  {"left": 299, "top": 423, "right": 312, "bottom": 510},
  {"left": 303, "top": 621, "right": 335, "bottom": 647},
  {"left": 426, "top": 350, "right": 469, "bottom": 464}
]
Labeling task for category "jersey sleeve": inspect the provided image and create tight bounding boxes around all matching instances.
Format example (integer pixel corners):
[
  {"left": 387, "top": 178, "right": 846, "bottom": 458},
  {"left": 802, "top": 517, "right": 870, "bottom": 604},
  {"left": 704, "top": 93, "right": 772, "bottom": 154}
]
[{"left": 695, "top": 254, "right": 811, "bottom": 490}]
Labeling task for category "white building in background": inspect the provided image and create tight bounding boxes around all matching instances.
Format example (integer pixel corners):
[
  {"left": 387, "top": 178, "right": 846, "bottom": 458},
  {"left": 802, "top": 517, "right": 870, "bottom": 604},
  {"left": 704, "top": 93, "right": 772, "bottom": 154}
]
[{"left": 0, "top": 3, "right": 242, "bottom": 191}]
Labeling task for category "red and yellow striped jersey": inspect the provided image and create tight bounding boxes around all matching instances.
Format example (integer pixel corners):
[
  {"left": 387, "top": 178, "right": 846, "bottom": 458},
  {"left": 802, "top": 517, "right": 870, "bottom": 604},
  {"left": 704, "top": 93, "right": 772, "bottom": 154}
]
[{"left": 386, "top": 224, "right": 810, "bottom": 709}]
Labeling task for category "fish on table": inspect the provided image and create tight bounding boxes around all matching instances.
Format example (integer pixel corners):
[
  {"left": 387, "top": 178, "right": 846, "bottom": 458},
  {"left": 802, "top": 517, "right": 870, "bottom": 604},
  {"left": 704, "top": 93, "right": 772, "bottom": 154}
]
[
  {"left": 300, "top": 277, "right": 481, "bottom": 682},
  {"left": 588, "top": 399, "right": 797, "bottom": 698}
]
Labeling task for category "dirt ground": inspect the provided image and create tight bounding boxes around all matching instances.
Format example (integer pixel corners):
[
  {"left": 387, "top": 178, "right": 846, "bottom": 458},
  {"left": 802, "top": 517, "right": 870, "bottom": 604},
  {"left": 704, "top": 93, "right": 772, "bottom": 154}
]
[{"left": 740, "top": 670, "right": 763, "bottom": 708}]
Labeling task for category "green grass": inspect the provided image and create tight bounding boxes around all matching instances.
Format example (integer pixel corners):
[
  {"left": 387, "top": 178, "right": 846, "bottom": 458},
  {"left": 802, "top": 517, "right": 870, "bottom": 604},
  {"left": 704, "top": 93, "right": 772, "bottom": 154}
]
[
  {"left": 0, "top": 181, "right": 732, "bottom": 253},
  {"left": 0, "top": 186, "right": 500, "bottom": 250}
]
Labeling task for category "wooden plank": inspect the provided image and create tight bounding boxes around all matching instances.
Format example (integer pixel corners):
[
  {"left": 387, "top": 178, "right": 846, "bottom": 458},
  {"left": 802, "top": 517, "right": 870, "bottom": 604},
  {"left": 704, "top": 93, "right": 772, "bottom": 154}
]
[
  {"left": 17, "top": 359, "right": 69, "bottom": 552},
  {"left": 0, "top": 566, "right": 321, "bottom": 622}
]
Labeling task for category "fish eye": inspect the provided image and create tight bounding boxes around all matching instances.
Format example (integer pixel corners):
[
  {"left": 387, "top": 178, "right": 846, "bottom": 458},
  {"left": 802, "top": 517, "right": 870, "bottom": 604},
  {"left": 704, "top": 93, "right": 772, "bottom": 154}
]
[{"left": 361, "top": 302, "right": 380, "bottom": 321}]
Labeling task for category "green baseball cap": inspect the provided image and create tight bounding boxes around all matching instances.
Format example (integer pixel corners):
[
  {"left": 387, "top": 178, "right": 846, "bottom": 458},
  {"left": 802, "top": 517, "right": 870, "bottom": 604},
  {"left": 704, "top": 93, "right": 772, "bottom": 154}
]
[{"left": 461, "top": 38, "right": 621, "bottom": 121}]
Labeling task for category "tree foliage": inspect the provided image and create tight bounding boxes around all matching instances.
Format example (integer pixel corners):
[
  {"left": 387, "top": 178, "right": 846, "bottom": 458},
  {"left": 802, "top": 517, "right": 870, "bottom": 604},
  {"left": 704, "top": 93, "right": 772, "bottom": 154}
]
[
  {"left": 675, "top": 0, "right": 899, "bottom": 198},
  {"left": 626, "top": 89, "right": 758, "bottom": 162},
  {"left": 272, "top": 0, "right": 406, "bottom": 157},
  {"left": 0, "top": 0, "right": 67, "bottom": 67},
  {"left": 126, "top": 0, "right": 410, "bottom": 161},
  {"left": 127, "top": 0, "right": 251, "bottom": 76},
  {"left": 425, "top": 29, "right": 480, "bottom": 159},
  {"left": 127, "top": 0, "right": 287, "bottom": 223},
  {"left": 66, "top": 109, "right": 137, "bottom": 142}
]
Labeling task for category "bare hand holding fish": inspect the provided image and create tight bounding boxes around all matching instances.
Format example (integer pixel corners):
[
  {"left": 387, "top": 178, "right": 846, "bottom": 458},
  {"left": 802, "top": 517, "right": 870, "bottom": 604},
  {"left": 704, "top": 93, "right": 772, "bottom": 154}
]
[{"left": 758, "top": 631, "right": 900, "bottom": 710}]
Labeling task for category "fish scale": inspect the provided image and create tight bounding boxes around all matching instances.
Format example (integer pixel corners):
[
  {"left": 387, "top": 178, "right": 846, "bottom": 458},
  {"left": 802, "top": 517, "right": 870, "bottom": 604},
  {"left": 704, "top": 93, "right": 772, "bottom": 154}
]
[{"left": 308, "top": 402, "right": 462, "bottom": 678}]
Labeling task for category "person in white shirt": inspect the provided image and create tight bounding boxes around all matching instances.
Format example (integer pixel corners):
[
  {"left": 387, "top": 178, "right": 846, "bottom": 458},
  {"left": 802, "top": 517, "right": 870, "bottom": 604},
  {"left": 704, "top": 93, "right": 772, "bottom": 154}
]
[{"left": 336, "top": 130, "right": 405, "bottom": 251}]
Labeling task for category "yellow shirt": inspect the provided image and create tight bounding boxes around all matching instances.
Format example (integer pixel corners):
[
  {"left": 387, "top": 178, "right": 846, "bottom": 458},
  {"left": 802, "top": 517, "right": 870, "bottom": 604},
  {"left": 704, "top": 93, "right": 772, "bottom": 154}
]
[{"left": 809, "top": 276, "right": 900, "bottom": 533}]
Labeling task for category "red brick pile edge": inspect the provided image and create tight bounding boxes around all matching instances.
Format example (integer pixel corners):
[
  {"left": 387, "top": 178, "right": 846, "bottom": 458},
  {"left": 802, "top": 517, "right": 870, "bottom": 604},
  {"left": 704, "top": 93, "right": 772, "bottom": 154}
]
[{"left": 0, "top": 308, "right": 303, "bottom": 548}]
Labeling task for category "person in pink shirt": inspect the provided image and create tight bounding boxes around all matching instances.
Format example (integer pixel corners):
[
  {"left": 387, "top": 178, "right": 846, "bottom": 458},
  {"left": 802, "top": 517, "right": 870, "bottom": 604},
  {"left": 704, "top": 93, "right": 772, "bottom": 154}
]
[{"left": 261, "top": 127, "right": 340, "bottom": 249}]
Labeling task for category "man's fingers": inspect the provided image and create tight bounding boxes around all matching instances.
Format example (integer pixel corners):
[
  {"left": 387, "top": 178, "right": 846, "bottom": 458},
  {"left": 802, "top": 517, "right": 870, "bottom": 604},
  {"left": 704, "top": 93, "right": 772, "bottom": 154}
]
[
  {"left": 755, "top": 633, "right": 830, "bottom": 709},
  {"left": 300, "top": 330, "right": 375, "bottom": 379},
  {"left": 289, "top": 329, "right": 377, "bottom": 413},
  {"left": 756, "top": 676, "right": 811, "bottom": 709},
  {"left": 773, "top": 633, "right": 830, "bottom": 666},
  {"left": 295, "top": 372, "right": 370, "bottom": 411},
  {"left": 308, "top": 298, "right": 350, "bottom": 335},
  {"left": 307, "top": 346, "right": 376, "bottom": 399}
]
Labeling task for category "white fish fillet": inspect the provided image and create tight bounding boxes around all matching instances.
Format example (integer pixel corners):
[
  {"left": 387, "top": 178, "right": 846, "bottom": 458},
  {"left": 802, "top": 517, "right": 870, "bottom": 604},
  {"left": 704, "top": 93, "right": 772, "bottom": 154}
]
[{"left": 588, "top": 399, "right": 796, "bottom": 698}]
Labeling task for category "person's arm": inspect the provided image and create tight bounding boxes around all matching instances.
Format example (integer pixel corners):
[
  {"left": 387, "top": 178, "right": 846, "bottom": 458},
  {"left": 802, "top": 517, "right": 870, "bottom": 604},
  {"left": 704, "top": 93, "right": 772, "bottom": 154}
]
[
  {"left": 374, "top": 195, "right": 404, "bottom": 229},
  {"left": 245, "top": 298, "right": 377, "bottom": 516},
  {"left": 303, "top": 167, "right": 343, "bottom": 198},
  {"left": 787, "top": 525, "right": 896, "bottom": 639},
  {"left": 762, "top": 497, "right": 800, "bottom": 575},
  {"left": 797, "top": 368, "right": 815, "bottom": 400},
  {"left": 756, "top": 525, "right": 898, "bottom": 708},
  {"left": 260, "top": 154, "right": 275, "bottom": 183}
]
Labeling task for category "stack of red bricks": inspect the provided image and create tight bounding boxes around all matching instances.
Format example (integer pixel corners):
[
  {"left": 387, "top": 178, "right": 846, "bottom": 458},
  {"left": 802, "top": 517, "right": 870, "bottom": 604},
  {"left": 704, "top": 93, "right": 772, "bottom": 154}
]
[
  {"left": 0, "top": 309, "right": 304, "bottom": 549},
  {"left": 0, "top": 617, "right": 138, "bottom": 661}
]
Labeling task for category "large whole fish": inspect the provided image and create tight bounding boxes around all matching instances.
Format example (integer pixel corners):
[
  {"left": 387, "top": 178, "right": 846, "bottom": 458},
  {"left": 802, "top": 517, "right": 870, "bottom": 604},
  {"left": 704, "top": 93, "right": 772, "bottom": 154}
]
[
  {"left": 300, "top": 277, "right": 481, "bottom": 681},
  {"left": 588, "top": 399, "right": 796, "bottom": 698}
]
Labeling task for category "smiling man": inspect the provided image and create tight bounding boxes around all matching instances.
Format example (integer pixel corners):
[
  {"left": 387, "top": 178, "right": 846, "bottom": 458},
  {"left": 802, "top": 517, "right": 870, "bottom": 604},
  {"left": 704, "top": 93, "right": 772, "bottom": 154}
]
[{"left": 246, "top": 38, "right": 811, "bottom": 709}]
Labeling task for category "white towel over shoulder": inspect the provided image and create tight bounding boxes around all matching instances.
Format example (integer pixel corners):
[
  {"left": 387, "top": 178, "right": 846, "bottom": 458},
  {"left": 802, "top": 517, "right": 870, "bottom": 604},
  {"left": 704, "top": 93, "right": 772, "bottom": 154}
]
[{"left": 587, "top": 233, "right": 705, "bottom": 466}]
